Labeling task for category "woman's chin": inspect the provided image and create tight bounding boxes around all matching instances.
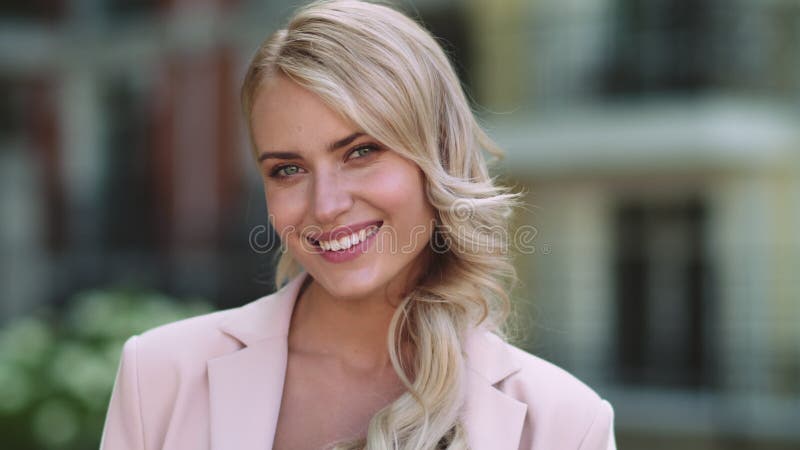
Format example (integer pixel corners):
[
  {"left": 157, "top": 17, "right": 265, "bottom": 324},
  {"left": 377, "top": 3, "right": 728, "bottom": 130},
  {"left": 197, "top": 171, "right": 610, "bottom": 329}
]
[
  {"left": 327, "top": 279, "right": 380, "bottom": 301},
  {"left": 308, "top": 269, "right": 386, "bottom": 302}
]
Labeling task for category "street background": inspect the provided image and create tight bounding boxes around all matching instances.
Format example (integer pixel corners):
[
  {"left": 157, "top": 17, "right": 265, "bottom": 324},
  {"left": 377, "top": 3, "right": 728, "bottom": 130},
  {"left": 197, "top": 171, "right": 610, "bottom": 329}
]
[{"left": 1, "top": 0, "right": 798, "bottom": 448}]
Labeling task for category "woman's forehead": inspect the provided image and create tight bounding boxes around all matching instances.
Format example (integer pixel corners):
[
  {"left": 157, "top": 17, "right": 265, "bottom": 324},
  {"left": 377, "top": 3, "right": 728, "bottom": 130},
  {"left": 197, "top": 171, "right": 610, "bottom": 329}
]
[{"left": 250, "top": 76, "right": 361, "bottom": 151}]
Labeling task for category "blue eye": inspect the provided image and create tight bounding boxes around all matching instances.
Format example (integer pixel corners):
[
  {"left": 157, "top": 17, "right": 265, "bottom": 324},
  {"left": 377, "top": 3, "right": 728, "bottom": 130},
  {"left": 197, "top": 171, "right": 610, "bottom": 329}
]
[
  {"left": 348, "top": 145, "right": 378, "bottom": 160},
  {"left": 271, "top": 164, "right": 302, "bottom": 178}
]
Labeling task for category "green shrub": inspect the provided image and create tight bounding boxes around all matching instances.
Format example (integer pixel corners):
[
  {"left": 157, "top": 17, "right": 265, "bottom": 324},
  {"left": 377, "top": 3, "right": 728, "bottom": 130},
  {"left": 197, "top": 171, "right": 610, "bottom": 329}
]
[{"left": 0, "top": 289, "right": 212, "bottom": 450}]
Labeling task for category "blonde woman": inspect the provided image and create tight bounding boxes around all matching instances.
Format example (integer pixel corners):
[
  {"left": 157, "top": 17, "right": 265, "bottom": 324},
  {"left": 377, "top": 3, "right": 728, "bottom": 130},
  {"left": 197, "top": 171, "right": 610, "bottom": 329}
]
[{"left": 101, "top": 1, "right": 615, "bottom": 449}]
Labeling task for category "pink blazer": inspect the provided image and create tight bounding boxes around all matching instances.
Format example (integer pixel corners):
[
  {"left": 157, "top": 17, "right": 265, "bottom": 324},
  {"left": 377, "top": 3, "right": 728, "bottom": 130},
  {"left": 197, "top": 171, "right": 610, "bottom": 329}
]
[{"left": 101, "top": 273, "right": 616, "bottom": 449}]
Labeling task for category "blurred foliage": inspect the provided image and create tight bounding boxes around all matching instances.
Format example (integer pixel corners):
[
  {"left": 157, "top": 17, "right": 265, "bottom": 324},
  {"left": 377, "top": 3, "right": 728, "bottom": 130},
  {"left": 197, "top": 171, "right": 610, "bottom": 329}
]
[{"left": 0, "top": 288, "right": 212, "bottom": 450}]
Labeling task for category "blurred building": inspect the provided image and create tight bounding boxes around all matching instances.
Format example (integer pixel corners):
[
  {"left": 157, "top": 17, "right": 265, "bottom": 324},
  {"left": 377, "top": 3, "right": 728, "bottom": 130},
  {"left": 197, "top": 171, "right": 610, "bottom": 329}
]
[
  {"left": 1, "top": 0, "right": 798, "bottom": 449},
  {"left": 0, "top": 0, "right": 282, "bottom": 318},
  {"left": 468, "top": 0, "right": 800, "bottom": 449}
]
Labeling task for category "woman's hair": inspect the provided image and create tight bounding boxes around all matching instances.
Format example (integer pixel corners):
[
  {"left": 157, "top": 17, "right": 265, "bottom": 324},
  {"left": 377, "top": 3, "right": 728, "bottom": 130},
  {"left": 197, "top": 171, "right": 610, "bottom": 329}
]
[{"left": 241, "top": 1, "right": 520, "bottom": 448}]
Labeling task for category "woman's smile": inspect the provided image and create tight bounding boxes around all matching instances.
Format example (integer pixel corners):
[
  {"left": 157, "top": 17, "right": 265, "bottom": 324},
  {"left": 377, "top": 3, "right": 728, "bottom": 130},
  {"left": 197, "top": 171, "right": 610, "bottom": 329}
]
[{"left": 308, "top": 220, "right": 384, "bottom": 263}]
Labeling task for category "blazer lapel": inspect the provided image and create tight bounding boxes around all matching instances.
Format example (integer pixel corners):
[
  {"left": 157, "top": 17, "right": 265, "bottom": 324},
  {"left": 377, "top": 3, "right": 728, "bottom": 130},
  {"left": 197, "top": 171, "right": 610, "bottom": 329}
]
[
  {"left": 208, "top": 337, "right": 287, "bottom": 450},
  {"left": 207, "top": 273, "right": 310, "bottom": 450},
  {"left": 462, "top": 330, "right": 528, "bottom": 450}
]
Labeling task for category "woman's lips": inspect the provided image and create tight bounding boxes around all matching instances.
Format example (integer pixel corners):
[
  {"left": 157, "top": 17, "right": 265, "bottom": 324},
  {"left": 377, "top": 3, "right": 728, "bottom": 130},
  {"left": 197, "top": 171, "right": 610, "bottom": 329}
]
[
  {"left": 306, "top": 220, "right": 384, "bottom": 245},
  {"left": 315, "top": 222, "right": 383, "bottom": 263}
]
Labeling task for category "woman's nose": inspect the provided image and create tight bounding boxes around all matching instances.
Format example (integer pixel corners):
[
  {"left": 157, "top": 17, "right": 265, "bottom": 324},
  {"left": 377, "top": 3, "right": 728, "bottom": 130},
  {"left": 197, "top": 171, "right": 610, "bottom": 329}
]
[{"left": 311, "top": 170, "right": 353, "bottom": 225}]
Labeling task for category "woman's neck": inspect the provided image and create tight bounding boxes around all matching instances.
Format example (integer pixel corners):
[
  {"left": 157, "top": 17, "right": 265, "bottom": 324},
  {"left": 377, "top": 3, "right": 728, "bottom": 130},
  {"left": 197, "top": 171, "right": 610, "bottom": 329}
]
[{"left": 287, "top": 276, "right": 405, "bottom": 372}]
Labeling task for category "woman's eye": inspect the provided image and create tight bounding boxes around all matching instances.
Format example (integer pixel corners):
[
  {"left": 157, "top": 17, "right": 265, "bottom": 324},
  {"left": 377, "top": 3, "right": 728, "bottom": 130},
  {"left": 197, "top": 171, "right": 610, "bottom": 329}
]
[
  {"left": 270, "top": 164, "right": 303, "bottom": 178},
  {"left": 347, "top": 145, "right": 378, "bottom": 160}
]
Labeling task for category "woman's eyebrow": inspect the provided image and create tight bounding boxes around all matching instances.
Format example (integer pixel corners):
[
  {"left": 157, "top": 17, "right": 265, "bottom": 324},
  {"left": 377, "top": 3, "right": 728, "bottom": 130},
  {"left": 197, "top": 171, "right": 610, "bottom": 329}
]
[
  {"left": 257, "top": 151, "right": 300, "bottom": 162},
  {"left": 257, "top": 131, "right": 366, "bottom": 162},
  {"left": 328, "top": 131, "right": 365, "bottom": 151}
]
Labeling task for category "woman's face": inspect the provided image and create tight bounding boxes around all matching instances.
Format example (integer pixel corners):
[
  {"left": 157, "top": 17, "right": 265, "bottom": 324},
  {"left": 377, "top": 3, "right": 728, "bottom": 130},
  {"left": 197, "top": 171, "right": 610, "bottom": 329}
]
[{"left": 250, "top": 75, "right": 436, "bottom": 302}]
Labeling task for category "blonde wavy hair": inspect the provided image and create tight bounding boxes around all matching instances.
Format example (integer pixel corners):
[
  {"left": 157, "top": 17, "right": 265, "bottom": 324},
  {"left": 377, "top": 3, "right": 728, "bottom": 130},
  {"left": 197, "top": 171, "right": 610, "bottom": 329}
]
[{"left": 241, "top": 1, "right": 520, "bottom": 448}]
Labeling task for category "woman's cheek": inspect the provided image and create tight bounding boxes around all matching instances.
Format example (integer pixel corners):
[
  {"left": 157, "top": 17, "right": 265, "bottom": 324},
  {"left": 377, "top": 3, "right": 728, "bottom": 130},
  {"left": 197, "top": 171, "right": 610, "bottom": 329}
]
[
  {"left": 266, "top": 184, "right": 308, "bottom": 235},
  {"left": 360, "top": 166, "right": 414, "bottom": 204}
]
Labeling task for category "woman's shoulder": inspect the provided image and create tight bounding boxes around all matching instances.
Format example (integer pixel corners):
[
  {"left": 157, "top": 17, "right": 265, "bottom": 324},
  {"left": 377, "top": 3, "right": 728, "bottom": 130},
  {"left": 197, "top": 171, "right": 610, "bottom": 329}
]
[
  {"left": 129, "top": 307, "right": 241, "bottom": 363},
  {"left": 465, "top": 330, "right": 615, "bottom": 449},
  {"left": 467, "top": 330, "right": 606, "bottom": 405},
  {"left": 119, "top": 275, "right": 304, "bottom": 378},
  {"left": 503, "top": 338, "right": 605, "bottom": 408},
  {"left": 113, "top": 308, "right": 243, "bottom": 397}
]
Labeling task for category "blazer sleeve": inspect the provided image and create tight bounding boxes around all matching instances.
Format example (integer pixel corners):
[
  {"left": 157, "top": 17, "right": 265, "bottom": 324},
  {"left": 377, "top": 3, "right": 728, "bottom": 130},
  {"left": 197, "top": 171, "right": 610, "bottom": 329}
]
[
  {"left": 578, "top": 399, "right": 616, "bottom": 450},
  {"left": 100, "top": 336, "right": 146, "bottom": 450}
]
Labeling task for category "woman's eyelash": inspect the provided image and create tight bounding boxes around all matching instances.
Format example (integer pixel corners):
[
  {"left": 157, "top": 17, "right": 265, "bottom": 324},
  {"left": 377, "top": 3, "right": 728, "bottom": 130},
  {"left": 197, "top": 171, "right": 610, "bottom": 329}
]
[
  {"left": 267, "top": 142, "right": 383, "bottom": 179},
  {"left": 346, "top": 143, "right": 382, "bottom": 159},
  {"left": 269, "top": 164, "right": 301, "bottom": 178}
]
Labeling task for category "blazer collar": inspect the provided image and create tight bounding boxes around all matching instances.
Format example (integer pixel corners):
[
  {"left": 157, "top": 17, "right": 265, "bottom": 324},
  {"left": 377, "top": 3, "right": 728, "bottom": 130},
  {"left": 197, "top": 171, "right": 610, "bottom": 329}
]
[
  {"left": 462, "top": 330, "right": 527, "bottom": 450},
  {"left": 208, "top": 272, "right": 526, "bottom": 450},
  {"left": 217, "top": 272, "right": 310, "bottom": 346},
  {"left": 207, "top": 273, "right": 308, "bottom": 450}
]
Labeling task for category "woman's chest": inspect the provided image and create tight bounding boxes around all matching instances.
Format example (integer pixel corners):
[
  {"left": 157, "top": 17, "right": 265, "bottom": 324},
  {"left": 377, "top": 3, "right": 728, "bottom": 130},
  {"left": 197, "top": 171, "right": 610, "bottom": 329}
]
[{"left": 273, "top": 355, "right": 406, "bottom": 450}]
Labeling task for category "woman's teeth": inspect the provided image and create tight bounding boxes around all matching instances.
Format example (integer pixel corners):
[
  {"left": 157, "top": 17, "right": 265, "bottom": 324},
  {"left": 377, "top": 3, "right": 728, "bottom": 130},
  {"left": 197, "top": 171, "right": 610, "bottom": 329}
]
[{"left": 318, "top": 225, "right": 380, "bottom": 251}]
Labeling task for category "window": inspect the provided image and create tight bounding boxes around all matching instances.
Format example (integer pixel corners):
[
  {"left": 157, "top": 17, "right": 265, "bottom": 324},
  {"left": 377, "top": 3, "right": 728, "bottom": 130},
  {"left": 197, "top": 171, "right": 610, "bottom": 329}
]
[
  {"left": 106, "top": 0, "right": 162, "bottom": 20},
  {"left": 405, "top": 3, "right": 474, "bottom": 98},
  {"left": 613, "top": 196, "right": 717, "bottom": 388},
  {"left": 100, "top": 77, "right": 159, "bottom": 251},
  {"left": 0, "top": 0, "right": 65, "bottom": 22},
  {"left": 604, "top": 0, "right": 716, "bottom": 94}
]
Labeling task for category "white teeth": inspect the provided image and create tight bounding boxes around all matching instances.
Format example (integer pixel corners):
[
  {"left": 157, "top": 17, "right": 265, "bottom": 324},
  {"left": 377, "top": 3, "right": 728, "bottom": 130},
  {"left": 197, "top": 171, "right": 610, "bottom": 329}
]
[{"left": 316, "top": 225, "right": 380, "bottom": 252}]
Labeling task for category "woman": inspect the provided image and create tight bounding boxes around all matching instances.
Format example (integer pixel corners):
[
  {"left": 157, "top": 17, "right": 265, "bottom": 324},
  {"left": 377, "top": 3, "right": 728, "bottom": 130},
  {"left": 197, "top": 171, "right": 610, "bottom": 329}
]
[{"left": 101, "top": 1, "right": 616, "bottom": 449}]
